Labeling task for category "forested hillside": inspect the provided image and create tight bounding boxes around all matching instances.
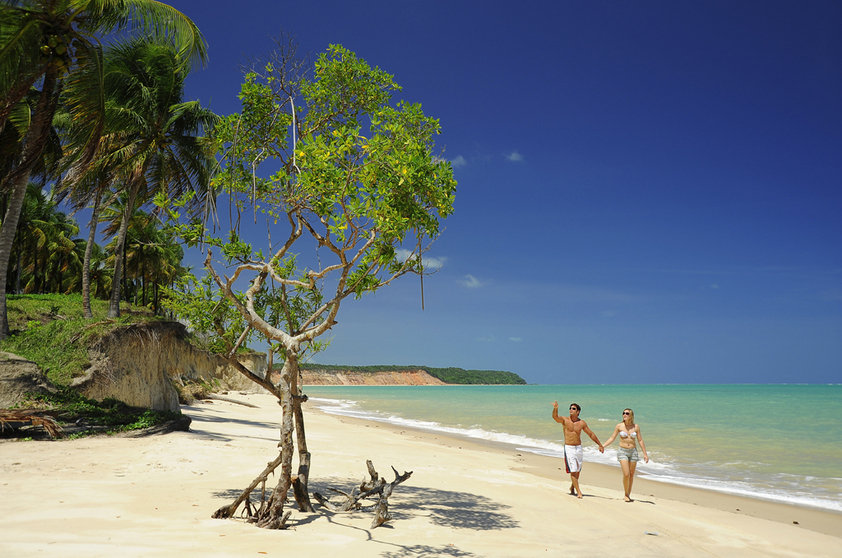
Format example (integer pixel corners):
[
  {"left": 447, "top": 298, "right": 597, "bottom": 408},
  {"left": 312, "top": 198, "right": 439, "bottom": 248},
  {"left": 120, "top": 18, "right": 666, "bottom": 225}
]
[{"left": 299, "top": 364, "right": 526, "bottom": 385}]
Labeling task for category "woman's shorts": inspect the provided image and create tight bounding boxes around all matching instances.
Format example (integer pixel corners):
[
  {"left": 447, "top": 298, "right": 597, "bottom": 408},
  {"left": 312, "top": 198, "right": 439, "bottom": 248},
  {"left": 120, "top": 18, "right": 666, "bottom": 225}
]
[{"left": 617, "top": 446, "right": 639, "bottom": 462}]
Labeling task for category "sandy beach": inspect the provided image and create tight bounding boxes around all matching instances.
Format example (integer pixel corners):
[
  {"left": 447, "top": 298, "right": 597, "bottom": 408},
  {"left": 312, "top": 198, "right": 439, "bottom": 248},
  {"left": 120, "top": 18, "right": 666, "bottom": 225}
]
[{"left": 1, "top": 392, "right": 838, "bottom": 558}]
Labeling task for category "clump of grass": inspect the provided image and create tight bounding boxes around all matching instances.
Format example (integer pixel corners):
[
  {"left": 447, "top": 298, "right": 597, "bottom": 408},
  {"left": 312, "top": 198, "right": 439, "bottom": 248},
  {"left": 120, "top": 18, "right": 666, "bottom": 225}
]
[
  {"left": 1, "top": 294, "right": 182, "bottom": 438},
  {"left": 19, "top": 388, "right": 181, "bottom": 436},
  {"left": 1, "top": 294, "right": 159, "bottom": 387}
]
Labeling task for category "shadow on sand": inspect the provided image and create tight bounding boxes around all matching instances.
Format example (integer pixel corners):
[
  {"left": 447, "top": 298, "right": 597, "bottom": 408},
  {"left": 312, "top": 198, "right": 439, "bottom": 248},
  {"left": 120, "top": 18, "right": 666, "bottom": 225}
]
[{"left": 211, "top": 474, "right": 520, "bottom": 557}]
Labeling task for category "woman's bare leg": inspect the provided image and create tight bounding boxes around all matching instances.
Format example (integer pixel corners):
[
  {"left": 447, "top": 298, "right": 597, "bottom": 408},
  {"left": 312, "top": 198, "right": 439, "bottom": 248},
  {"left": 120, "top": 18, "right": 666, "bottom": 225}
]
[
  {"left": 620, "top": 460, "right": 632, "bottom": 501},
  {"left": 627, "top": 461, "right": 637, "bottom": 501}
]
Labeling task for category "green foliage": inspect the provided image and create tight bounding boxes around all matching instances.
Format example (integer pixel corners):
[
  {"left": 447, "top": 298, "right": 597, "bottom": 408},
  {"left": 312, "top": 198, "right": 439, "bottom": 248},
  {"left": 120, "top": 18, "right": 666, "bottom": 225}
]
[
  {"left": 299, "top": 363, "right": 527, "bottom": 385},
  {"left": 162, "top": 43, "right": 456, "bottom": 364},
  {"left": 1, "top": 294, "right": 185, "bottom": 437},
  {"left": 0, "top": 293, "right": 158, "bottom": 387},
  {"left": 423, "top": 367, "right": 527, "bottom": 385},
  {"left": 162, "top": 274, "right": 256, "bottom": 354},
  {"left": 19, "top": 388, "right": 181, "bottom": 435}
]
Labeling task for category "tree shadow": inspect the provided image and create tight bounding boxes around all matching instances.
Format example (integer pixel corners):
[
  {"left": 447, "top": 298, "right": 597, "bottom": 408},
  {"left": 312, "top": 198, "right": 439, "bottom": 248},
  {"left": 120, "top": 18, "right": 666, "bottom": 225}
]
[
  {"left": 210, "top": 476, "right": 515, "bottom": 557},
  {"left": 379, "top": 543, "right": 476, "bottom": 557},
  {"left": 316, "top": 508, "right": 480, "bottom": 558},
  {"left": 181, "top": 406, "right": 279, "bottom": 443},
  {"left": 309, "top": 477, "right": 520, "bottom": 532}
]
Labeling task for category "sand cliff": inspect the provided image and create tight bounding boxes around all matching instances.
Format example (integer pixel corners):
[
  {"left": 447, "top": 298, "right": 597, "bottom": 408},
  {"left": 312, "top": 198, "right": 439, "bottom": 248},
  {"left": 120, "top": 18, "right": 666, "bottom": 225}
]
[{"left": 300, "top": 369, "right": 445, "bottom": 386}]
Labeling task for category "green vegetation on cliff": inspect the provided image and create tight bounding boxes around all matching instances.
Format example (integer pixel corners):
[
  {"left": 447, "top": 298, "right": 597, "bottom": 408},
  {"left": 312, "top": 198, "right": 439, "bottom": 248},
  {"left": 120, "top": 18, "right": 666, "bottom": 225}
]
[
  {"left": 0, "top": 294, "right": 184, "bottom": 437},
  {"left": 0, "top": 294, "right": 159, "bottom": 387},
  {"left": 299, "top": 363, "right": 526, "bottom": 385}
]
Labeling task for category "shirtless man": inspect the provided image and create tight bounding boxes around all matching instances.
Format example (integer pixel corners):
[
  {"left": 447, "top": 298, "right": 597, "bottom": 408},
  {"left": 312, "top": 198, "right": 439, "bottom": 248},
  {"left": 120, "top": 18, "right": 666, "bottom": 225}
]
[{"left": 552, "top": 401, "right": 604, "bottom": 498}]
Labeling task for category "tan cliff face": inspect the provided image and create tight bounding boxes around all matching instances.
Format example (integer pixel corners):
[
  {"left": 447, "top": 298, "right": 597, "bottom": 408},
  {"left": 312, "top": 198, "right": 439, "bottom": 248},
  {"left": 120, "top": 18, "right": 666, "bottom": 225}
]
[
  {"left": 300, "top": 369, "right": 445, "bottom": 386},
  {"left": 70, "top": 322, "right": 268, "bottom": 412}
]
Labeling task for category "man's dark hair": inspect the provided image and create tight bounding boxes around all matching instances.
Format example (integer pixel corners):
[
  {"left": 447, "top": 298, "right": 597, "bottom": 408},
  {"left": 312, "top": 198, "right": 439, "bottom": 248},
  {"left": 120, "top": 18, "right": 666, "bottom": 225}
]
[{"left": 570, "top": 403, "right": 581, "bottom": 412}]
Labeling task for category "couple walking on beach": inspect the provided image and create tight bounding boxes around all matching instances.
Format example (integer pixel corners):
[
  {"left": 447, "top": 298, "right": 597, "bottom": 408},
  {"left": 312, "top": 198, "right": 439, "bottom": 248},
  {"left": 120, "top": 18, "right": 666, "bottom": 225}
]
[{"left": 552, "top": 401, "right": 649, "bottom": 501}]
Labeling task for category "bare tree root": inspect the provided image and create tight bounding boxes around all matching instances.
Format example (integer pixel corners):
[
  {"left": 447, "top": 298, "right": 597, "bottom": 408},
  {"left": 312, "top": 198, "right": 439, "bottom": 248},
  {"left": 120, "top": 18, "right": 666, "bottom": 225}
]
[{"left": 212, "top": 452, "right": 285, "bottom": 520}]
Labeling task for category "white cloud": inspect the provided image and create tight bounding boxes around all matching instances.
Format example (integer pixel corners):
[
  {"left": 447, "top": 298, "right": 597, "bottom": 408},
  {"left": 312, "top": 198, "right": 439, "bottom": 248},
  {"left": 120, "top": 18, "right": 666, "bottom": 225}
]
[
  {"left": 508, "top": 337, "right": 523, "bottom": 343},
  {"left": 395, "top": 249, "right": 446, "bottom": 271},
  {"left": 506, "top": 150, "right": 524, "bottom": 162},
  {"left": 421, "top": 256, "right": 446, "bottom": 271},
  {"left": 451, "top": 155, "right": 467, "bottom": 168},
  {"left": 461, "top": 274, "right": 483, "bottom": 288}
]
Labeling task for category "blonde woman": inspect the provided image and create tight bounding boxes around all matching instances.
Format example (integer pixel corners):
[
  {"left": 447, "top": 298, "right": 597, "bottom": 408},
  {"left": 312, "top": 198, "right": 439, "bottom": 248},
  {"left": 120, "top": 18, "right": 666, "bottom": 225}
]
[{"left": 602, "top": 408, "right": 649, "bottom": 502}]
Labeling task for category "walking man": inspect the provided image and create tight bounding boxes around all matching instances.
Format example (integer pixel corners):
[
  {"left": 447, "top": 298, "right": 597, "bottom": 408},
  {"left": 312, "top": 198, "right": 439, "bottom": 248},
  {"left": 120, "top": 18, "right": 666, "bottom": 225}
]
[{"left": 552, "top": 401, "right": 604, "bottom": 498}]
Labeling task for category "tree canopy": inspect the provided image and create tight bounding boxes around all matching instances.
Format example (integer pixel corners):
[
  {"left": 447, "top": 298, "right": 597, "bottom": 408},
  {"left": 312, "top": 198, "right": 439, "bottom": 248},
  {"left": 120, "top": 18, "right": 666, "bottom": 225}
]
[
  {"left": 164, "top": 43, "right": 457, "bottom": 529},
  {"left": 166, "top": 43, "right": 456, "bottom": 365}
]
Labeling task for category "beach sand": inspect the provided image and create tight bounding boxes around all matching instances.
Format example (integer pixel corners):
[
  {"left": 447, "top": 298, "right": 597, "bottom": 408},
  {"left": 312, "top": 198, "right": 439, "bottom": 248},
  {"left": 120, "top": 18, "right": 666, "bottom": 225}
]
[{"left": 1, "top": 392, "right": 838, "bottom": 557}]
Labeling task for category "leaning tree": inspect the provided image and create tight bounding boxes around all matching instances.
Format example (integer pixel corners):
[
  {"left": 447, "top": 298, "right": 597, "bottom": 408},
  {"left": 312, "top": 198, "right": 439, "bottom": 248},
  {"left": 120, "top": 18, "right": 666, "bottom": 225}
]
[{"left": 162, "top": 43, "right": 456, "bottom": 529}]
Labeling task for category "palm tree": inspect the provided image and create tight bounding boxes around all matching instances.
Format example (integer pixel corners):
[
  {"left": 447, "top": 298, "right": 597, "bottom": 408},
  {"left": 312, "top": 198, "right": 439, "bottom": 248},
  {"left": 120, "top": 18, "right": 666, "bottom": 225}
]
[
  {"left": 96, "top": 39, "right": 216, "bottom": 317},
  {"left": 85, "top": 241, "right": 111, "bottom": 301},
  {"left": 43, "top": 211, "right": 83, "bottom": 294},
  {"left": 101, "top": 206, "right": 185, "bottom": 313},
  {"left": 0, "top": 0, "right": 207, "bottom": 337},
  {"left": 0, "top": 1, "right": 207, "bottom": 131},
  {"left": 5, "top": 182, "right": 82, "bottom": 294},
  {"left": 6, "top": 182, "right": 49, "bottom": 293},
  {"left": 112, "top": 209, "right": 180, "bottom": 310}
]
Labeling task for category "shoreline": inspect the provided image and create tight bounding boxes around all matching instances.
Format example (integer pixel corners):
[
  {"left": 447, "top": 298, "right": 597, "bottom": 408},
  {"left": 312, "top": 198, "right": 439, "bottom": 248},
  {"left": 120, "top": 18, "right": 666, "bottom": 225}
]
[
  {"left": 323, "top": 405, "right": 841, "bottom": 538},
  {"left": 305, "top": 383, "right": 842, "bottom": 515},
  {"left": 1, "top": 392, "right": 839, "bottom": 557}
]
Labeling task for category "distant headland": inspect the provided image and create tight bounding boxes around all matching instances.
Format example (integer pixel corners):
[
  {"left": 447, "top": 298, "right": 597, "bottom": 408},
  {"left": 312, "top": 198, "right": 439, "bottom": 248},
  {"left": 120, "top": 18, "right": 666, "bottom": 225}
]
[{"left": 294, "top": 364, "right": 527, "bottom": 385}]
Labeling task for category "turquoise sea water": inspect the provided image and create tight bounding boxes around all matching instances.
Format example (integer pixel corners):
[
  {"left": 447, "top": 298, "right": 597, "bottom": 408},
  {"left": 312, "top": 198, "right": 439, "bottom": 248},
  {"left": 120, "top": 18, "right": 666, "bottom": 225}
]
[{"left": 302, "top": 384, "right": 842, "bottom": 512}]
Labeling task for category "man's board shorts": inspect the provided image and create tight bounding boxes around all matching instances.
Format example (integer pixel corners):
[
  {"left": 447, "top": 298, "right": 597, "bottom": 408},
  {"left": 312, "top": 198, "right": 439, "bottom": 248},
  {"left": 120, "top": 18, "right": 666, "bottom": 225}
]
[
  {"left": 616, "top": 446, "right": 639, "bottom": 462},
  {"left": 563, "top": 444, "right": 583, "bottom": 473}
]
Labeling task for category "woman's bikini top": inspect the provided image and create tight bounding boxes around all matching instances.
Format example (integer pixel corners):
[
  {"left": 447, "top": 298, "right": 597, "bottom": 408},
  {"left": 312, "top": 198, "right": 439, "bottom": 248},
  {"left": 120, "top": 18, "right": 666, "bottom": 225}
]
[{"left": 619, "top": 430, "right": 637, "bottom": 438}]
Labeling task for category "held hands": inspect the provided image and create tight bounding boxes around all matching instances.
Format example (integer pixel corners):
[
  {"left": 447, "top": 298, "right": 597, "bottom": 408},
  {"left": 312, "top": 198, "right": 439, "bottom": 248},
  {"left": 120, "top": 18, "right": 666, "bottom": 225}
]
[{"left": 599, "top": 445, "right": 605, "bottom": 454}]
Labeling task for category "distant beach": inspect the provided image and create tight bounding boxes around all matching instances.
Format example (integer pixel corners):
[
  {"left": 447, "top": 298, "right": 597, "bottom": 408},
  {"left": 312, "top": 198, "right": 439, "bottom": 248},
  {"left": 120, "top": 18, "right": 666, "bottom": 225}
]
[{"left": 1, "top": 391, "right": 839, "bottom": 557}]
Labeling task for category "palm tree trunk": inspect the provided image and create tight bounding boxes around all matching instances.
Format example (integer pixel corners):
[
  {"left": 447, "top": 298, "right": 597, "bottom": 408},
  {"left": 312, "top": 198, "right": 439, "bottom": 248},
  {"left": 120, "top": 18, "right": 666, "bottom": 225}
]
[
  {"left": 13, "top": 251, "right": 21, "bottom": 294},
  {"left": 0, "top": 69, "right": 59, "bottom": 337},
  {"left": 0, "top": 177, "right": 30, "bottom": 335},
  {"left": 81, "top": 190, "right": 103, "bottom": 318},
  {"left": 108, "top": 183, "right": 139, "bottom": 318}
]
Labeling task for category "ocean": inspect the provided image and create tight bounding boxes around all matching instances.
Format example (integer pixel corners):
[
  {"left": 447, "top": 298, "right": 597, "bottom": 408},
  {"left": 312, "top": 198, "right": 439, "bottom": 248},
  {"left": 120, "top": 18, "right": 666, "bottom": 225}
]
[{"left": 302, "top": 384, "right": 842, "bottom": 513}]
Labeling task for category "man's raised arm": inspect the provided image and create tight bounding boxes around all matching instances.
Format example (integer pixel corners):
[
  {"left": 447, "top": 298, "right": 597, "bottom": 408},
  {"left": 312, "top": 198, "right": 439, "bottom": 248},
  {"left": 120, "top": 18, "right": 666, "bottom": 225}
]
[{"left": 552, "top": 401, "right": 565, "bottom": 423}]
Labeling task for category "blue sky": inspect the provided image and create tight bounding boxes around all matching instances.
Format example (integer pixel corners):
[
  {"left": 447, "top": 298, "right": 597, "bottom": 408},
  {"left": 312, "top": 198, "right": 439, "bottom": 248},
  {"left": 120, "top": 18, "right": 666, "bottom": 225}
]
[{"left": 167, "top": 1, "right": 841, "bottom": 384}]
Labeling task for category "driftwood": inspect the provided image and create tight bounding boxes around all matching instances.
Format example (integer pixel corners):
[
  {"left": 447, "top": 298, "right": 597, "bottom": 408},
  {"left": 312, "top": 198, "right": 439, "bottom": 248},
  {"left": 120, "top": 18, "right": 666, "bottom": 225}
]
[
  {"left": 0, "top": 409, "right": 61, "bottom": 438},
  {"left": 204, "top": 394, "right": 259, "bottom": 408},
  {"left": 313, "top": 460, "right": 413, "bottom": 528}
]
